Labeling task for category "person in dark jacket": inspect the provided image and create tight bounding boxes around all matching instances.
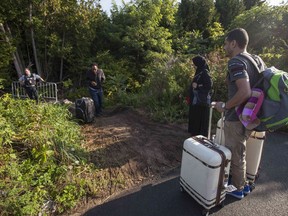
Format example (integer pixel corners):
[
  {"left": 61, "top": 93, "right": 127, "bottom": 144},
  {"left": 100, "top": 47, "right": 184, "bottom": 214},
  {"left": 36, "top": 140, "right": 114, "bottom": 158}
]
[
  {"left": 87, "top": 63, "right": 106, "bottom": 116},
  {"left": 188, "top": 55, "right": 212, "bottom": 137}
]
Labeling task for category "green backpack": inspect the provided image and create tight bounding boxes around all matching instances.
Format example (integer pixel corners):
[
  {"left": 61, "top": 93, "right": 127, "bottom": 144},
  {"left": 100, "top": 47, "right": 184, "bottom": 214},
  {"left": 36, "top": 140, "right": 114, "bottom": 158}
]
[{"left": 236, "top": 53, "right": 288, "bottom": 131}]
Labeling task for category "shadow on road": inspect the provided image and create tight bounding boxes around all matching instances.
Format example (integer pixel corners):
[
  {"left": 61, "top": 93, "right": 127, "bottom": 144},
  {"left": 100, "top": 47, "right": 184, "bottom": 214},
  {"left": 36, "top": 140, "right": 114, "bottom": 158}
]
[
  {"left": 83, "top": 167, "right": 241, "bottom": 216},
  {"left": 84, "top": 132, "right": 288, "bottom": 216}
]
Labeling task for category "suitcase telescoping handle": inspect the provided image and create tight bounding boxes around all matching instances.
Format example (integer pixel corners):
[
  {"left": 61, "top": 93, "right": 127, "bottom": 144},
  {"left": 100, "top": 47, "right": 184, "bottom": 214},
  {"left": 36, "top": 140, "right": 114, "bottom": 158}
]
[
  {"left": 208, "top": 102, "right": 224, "bottom": 140},
  {"left": 194, "top": 135, "right": 227, "bottom": 206}
]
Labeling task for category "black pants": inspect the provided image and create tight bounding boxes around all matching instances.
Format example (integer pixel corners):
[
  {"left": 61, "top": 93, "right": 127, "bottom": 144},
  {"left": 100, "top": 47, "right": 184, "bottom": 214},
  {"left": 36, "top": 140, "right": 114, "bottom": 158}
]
[
  {"left": 25, "top": 86, "right": 39, "bottom": 103},
  {"left": 188, "top": 104, "right": 210, "bottom": 137}
]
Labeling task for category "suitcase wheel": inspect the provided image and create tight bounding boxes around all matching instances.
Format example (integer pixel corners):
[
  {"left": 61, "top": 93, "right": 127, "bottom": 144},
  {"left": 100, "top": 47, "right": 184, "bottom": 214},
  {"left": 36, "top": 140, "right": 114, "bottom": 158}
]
[
  {"left": 202, "top": 209, "right": 209, "bottom": 216},
  {"left": 249, "top": 182, "right": 256, "bottom": 191},
  {"left": 255, "top": 172, "right": 260, "bottom": 181}
]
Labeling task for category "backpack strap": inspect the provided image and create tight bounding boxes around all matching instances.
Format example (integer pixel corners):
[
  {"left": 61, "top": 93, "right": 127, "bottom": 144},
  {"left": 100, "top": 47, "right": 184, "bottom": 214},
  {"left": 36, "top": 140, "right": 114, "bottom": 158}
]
[
  {"left": 233, "top": 53, "right": 262, "bottom": 73},
  {"left": 233, "top": 53, "right": 265, "bottom": 88}
]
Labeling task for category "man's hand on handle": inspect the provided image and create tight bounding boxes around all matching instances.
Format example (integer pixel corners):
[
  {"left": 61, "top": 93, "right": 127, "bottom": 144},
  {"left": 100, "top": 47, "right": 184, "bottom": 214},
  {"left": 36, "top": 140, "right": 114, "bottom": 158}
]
[{"left": 213, "top": 101, "right": 226, "bottom": 113}]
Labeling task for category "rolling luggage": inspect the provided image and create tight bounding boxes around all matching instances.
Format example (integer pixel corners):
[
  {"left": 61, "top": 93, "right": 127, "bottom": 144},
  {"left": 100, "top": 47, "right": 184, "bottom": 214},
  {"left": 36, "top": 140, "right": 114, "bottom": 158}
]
[
  {"left": 75, "top": 97, "right": 95, "bottom": 123},
  {"left": 214, "top": 118, "right": 266, "bottom": 183},
  {"left": 246, "top": 131, "right": 265, "bottom": 181},
  {"left": 214, "top": 115, "right": 225, "bottom": 145},
  {"left": 180, "top": 107, "right": 232, "bottom": 216}
]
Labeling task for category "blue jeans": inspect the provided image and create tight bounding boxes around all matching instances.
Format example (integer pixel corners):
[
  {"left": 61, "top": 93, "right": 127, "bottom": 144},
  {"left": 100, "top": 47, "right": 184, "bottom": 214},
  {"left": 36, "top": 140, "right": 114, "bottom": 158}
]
[{"left": 89, "top": 88, "right": 103, "bottom": 115}]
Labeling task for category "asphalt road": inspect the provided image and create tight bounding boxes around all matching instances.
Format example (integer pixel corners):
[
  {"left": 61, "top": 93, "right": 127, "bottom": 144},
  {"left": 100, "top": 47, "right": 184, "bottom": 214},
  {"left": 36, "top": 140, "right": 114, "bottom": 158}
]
[{"left": 84, "top": 132, "right": 288, "bottom": 216}]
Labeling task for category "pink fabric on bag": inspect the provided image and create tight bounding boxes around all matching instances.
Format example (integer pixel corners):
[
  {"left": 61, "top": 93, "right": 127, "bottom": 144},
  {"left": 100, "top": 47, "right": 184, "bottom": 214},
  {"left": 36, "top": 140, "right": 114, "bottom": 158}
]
[{"left": 236, "top": 88, "right": 264, "bottom": 129}]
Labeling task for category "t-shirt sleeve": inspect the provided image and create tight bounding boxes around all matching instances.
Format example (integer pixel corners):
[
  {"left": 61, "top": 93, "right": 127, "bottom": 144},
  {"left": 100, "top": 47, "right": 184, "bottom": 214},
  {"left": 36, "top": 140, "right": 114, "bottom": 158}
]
[
  {"left": 19, "top": 75, "right": 24, "bottom": 82},
  {"left": 34, "top": 74, "right": 42, "bottom": 80},
  {"left": 227, "top": 58, "right": 249, "bottom": 82}
]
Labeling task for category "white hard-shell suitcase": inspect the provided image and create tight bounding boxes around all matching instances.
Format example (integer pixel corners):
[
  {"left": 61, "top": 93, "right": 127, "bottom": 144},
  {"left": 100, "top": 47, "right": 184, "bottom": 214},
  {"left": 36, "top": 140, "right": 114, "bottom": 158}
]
[
  {"left": 214, "top": 118, "right": 266, "bottom": 182},
  {"left": 180, "top": 106, "right": 232, "bottom": 216},
  {"left": 246, "top": 131, "right": 265, "bottom": 181},
  {"left": 214, "top": 117, "right": 225, "bottom": 145}
]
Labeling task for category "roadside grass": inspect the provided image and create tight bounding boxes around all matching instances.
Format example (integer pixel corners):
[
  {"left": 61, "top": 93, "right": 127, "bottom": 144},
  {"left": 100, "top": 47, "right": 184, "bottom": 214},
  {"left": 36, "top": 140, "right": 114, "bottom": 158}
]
[{"left": 0, "top": 94, "right": 115, "bottom": 215}]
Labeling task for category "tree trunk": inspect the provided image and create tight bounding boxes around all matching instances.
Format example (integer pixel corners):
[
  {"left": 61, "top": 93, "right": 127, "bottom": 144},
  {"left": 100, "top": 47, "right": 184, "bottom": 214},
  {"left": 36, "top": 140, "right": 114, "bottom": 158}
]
[
  {"left": 59, "top": 31, "right": 65, "bottom": 82},
  {"left": 0, "top": 23, "right": 23, "bottom": 78},
  {"left": 29, "top": 3, "right": 42, "bottom": 77}
]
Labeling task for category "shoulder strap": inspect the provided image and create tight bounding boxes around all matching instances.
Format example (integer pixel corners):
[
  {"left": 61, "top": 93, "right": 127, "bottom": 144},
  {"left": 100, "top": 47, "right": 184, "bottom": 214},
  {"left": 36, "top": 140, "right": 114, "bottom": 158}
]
[
  {"left": 233, "top": 53, "right": 261, "bottom": 73},
  {"left": 233, "top": 53, "right": 265, "bottom": 88}
]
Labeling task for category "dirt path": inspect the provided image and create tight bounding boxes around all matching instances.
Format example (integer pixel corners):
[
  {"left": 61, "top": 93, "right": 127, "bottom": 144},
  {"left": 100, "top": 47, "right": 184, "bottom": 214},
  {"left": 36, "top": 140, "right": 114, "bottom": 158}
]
[{"left": 69, "top": 107, "right": 190, "bottom": 215}]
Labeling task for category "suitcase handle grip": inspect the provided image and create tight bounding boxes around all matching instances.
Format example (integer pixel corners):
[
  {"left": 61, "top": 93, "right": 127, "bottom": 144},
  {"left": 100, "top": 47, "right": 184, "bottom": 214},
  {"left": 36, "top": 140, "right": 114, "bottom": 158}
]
[{"left": 194, "top": 136, "right": 219, "bottom": 149}]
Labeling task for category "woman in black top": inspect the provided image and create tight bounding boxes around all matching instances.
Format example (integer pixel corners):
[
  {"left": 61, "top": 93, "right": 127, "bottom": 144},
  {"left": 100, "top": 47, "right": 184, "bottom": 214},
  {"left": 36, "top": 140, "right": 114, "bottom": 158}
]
[{"left": 188, "top": 56, "right": 213, "bottom": 137}]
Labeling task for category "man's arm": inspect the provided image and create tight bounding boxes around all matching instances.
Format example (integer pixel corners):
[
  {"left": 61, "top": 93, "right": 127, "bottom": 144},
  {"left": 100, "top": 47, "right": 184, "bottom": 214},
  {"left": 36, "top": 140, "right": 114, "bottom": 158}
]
[
  {"left": 215, "top": 78, "right": 251, "bottom": 112},
  {"left": 38, "top": 77, "right": 45, "bottom": 82},
  {"left": 34, "top": 74, "right": 45, "bottom": 82},
  {"left": 18, "top": 76, "right": 25, "bottom": 85},
  {"left": 225, "top": 78, "right": 251, "bottom": 109},
  {"left": 100, "top": 69, "right": 106, "bottom": 81}
]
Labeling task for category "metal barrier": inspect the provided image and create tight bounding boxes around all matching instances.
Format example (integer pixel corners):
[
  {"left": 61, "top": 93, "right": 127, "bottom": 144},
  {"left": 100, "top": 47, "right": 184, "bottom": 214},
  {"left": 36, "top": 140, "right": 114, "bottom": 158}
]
[{"left": 12, "top": 82, "right": 58, "bottom": 102}]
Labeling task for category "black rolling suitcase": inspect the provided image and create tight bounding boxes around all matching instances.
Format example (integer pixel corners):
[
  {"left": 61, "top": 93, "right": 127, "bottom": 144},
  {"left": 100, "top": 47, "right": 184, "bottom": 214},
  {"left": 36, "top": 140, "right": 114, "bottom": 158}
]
[{"left": 75, "top": 97, "right": 95, "bottom": 123}]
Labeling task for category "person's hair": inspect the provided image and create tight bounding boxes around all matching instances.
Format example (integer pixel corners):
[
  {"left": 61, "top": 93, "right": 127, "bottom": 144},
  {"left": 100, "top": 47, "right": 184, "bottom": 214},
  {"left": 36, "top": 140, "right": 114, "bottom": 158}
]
[
  {"left": 225, "top": 28, "right": 249, "bottom": 49},
  {"left": 91, "top": 63, "right": 98, "bottom": 67}
]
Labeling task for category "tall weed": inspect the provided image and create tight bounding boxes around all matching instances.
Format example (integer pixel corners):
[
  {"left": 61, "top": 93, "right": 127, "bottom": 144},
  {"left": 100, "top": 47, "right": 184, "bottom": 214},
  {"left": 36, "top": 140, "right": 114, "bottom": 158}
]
[{"left": 0, "top": 94, "right": 97, "bottom": 215}]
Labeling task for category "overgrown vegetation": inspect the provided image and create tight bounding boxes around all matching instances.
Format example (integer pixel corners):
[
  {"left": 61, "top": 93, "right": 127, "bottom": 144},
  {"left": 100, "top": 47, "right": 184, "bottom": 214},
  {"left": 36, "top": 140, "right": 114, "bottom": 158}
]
[{"left": 0, "top": 95, "right": 104, "bottom": 215}]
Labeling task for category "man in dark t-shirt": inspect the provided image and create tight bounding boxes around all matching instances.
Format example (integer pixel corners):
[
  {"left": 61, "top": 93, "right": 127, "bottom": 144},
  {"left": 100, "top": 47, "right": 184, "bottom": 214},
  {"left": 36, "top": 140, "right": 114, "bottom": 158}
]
[{"left": 215, "top": 28, "right": 266, "bottom": 199}]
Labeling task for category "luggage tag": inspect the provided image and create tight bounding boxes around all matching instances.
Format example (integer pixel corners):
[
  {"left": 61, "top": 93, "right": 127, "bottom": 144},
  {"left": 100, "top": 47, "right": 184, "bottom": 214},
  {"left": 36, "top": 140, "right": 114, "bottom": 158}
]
[{"left": 225, "top": 184, "right": 237, "bottom": 192}]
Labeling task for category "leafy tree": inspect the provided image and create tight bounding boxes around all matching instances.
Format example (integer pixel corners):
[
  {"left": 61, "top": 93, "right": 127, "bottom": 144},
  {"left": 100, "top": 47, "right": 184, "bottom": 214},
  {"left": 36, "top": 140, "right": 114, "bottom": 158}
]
[
  {"left": 32, "top": 0, "right": 103, "bottom": 82},
  {"left": 0, "top": 0, "right": 104, "bottom": 84},
  {"left": 109, "top": 0, "right": 177, "bottom": 84},
  {"left": 204, "top": 22, "right": 225, "bottom": 50},
  {"left": 215, "top": 0, "right": 245, "bottom": 28},
  {"left": 177, "top": 0, "right": 215, "bottom": 32},
  {"left": 0, "top": 0, "right": 31, "bottom": 78},
  {"left": 174, "top": 0, "right": 217, "bottom": 54},
  {"left": 229, "top": 4, "right": 288, "bottom": 70},
  {"left": 0, "top": 24, "right": 16, "bottom": 85},
  {"left": 243, "top": 0, "right": 265, "bottom": 10}
]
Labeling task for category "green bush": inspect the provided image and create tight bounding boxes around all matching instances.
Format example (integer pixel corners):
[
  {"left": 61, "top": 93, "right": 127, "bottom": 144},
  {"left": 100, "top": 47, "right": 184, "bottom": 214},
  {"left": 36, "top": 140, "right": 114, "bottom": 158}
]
[
  {"left": 135, "top": 56, "right": 191, "bottom": 122},
  {"left": 107, "top": 52, "right": 229, "bottom": 125},
  {"left": 0, "top": 94, "right": 99, "bottom": 215}
]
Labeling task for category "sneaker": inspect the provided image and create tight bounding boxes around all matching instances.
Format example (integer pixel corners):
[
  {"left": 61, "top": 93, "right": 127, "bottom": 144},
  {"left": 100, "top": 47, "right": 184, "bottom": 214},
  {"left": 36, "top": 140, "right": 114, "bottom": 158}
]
[
  {"left": 227, "top": 190, "right": 244, "bottom": 199},
  {"left": 243, "top": 184, "right": 251, "bottom": 195}
]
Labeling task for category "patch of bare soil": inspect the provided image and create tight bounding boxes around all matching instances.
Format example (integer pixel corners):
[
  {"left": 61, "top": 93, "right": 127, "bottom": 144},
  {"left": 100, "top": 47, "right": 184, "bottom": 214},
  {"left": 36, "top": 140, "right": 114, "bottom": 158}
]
[{"left": 69, "top": 106, "right": 190, "bottom": 215}]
